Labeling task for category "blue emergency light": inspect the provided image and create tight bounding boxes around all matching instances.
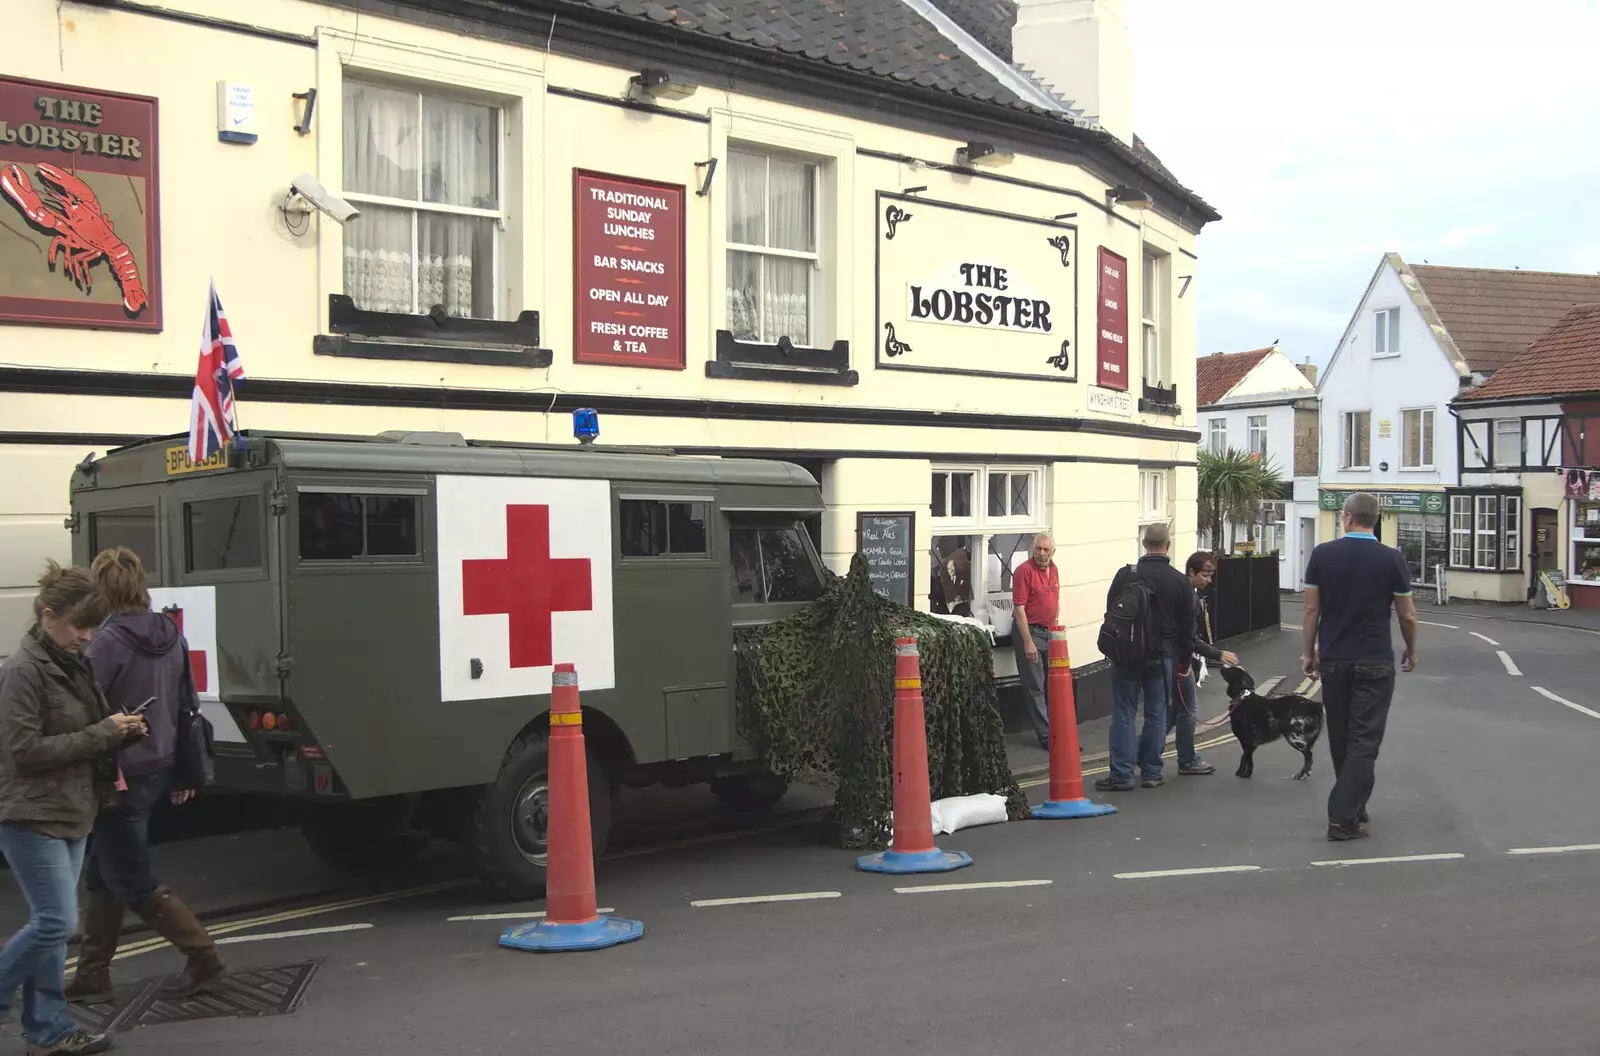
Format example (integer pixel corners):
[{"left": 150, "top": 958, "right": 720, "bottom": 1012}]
[{"left": 573, "top": 407, "right": 599, "bottom": 445}]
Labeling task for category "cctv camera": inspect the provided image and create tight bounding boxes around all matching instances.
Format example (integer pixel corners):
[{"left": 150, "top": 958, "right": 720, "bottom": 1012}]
[{"left": 287, "top": 173, "right": 360, "bottom": 225}]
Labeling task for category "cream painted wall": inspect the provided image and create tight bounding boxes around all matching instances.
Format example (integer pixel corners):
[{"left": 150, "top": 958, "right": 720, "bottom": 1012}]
[{"left": 822, "top": 458, "right": 933, "bottom": 610}]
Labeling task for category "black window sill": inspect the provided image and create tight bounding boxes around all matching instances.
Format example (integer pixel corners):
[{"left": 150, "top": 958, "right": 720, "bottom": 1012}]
[
  {"left": 313, "top": 294, "right": 552, "bottom": 368},
  {"left": 706, "top": 330, "right": 857, "bottom": 386},
  {"left": 1138, "top": 400, "right": 1183, "bottom": 417}
]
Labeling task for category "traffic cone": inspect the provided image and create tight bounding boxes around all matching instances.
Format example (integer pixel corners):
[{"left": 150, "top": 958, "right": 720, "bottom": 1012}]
[
  {"left": 499, "top": 664, "right": 644, "bottom": 953},
  {"left": 1031, "top": 626, "right": 1117, "bottom": 820},
  {"left": 856, "top": 637, "right": 973, "bottom": 874}
]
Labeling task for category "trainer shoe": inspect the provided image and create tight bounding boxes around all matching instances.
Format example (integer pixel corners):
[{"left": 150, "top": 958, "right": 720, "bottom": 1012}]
[
  {"left": 1326, "top": 822, "right": 1369, "bottom": 842},
  {"left": 27, "top": 1026, "right": 113, "bottom": 1054},
  {"left": 1093, "top": 776, "right": 1136, "bottom": 792},
  {"left": 1178, "top": 760, "right": 1216, "bottom": 776},
  {"left": 1141, "top": 776, "right": 1165, "bottom": 788}
]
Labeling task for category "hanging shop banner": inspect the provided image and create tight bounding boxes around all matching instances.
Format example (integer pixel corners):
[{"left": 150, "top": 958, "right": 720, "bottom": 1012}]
[
  {"left": 572, "top": 169, "right": 685, "bottom": 370},
  {"left": 874, "top": 192, "right": 1077, "bottom": 382},
  {"left": 0, "top": 75, "right": 162, "bottom": 331},
  {"left": 1095, "top": 246, "right": 1128, "bottom": 391}
]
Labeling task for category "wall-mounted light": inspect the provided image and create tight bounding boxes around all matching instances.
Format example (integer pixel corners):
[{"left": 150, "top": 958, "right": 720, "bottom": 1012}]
[
  {"left": 956, "top": 140, "right": 1014, "bottom": 168},
  {"left": 626, "top": 68, "right": 697, "bottom": 103},
  {"left": 1106, "top": 184, "right": 1154, "bottom": 211}
]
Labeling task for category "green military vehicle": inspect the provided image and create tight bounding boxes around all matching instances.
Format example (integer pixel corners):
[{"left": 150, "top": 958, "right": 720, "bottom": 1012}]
[{"left": 68, "top": 427, "right": 826, "bottom": 898}]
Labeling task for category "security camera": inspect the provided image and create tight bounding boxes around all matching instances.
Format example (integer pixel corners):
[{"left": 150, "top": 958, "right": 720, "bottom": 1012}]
[{"left": 287, "top": 173, "right": 360, "bottom": 224}]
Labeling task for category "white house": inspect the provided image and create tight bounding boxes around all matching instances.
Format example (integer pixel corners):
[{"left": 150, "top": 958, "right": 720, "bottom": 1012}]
[
  {"left": 1196, "top": 346, "right": 1319, "bottom": 588},
  {"left": 1316, "top": 253, "right": 1600, "bottom": 590}
]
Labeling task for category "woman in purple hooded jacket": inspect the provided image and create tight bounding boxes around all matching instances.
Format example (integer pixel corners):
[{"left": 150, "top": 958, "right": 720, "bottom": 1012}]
[{"left": 65, "top": 547, "right": 226, "bottom": 1003}]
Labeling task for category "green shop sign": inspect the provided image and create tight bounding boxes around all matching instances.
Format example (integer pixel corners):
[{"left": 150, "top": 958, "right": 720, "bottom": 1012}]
[{"left": 1319, "top": 491, "right": 1445, "bottom": 514}]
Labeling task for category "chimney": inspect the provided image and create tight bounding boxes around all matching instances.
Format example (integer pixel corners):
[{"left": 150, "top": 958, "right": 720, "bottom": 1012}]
[
  {"left": 1012, "top": 0, "right": 1133, "bottom": 143},
  {"left": 1298, "top": 359, "right": 1318, "bottom": 386},
  {"left": 928, "top": 0, "right": 1019, "bottom": 63}
]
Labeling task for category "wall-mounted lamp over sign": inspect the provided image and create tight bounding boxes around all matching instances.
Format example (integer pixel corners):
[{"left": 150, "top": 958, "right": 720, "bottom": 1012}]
[
  {"left": 626, "top": 68, "right": 697, "bottom": 104},
  {"left": 956, "top": 140, "right": 1014, "bottom": 168},
  {"left": 1106, "top": 184, "right": 1153, "bottom": 211}
]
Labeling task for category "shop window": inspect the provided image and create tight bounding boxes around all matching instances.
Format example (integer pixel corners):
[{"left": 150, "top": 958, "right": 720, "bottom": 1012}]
[
  {"left": 299, "top": 493, "right": 420, "bottom": 560},
  {"left": 1450, "top": 492, "right": 1522, "bottom": 572},
  {"left": 89, "top": 507, "right": 160, "bottom": 581},
  {"left": 1449, "top": 497, "right": 1473, "bottom": 568},
  {"left": 1397, "top": 511, "right": 1448, "bottom": 585},
  {"left": 729, "top": 527, "right": 822, "bottom": 603},
  {"left": 1575, "top": 500, "right": 1600, "bottom": 585},
  {"left": 1373, "top": 308, "right": 1400, "bottom": 357},
  {"left": 726, "top": 148, "right": 818, "bottom": 346},
  {"left": 184, "top": 496, "right": 263, "bottom": 573},
  {"left": 1402, "top": 408, "right": 1434, "bottom": 469},
  {"left": 930, "top": 465, "right": 1047, "bottom": 636},
  {"left": 620, "top": 500, "right": 708, "bottom": 558},
  {"left": 1207, "top": 419, "right": 1226, "bottom": 454},
  {"left": 342, "top": 79, "right": 502, "bottom": 319},
  {"left": 1342, "top": 411, "right": 1371, "bottom": 469},
  {"left": 1247, "top": 415, "right": 1268, "bottom": 459}
]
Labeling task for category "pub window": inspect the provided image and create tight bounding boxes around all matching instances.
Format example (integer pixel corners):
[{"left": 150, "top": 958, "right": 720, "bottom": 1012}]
[
  {"left": 299, "top": 493, "right": 420, "bottom": 560},
  {"left": 89, "top": 507, "right": 160, "bottom": 581},
  {"left": 726, "top": 148, "right": 819, "bottom": 346},
  {"left": 341, "top": 78, "right": 503, "bottom": 319},
  {"left": 620, "top": 499, "right": 708, "bottom": 557},
  {"left": 931, "top": 470, "right": 975, "bottom": 519},
  {"left": 1141, "top": 248, "right": 1170, "bottom": 385},
  {"left": 931, "top": 464, "right": 1048, "bottom": 636},
  {"left": 184, "top": 496, "right": 263, "bottom": 572},
  {"left": 729, "top": 527, "right": 822, "bottom": 603}
]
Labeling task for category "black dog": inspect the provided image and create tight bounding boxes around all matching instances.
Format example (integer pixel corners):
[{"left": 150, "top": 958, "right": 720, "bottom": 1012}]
[{"left": 1220, "top": 666, "right": 1324, "bottom": 780}]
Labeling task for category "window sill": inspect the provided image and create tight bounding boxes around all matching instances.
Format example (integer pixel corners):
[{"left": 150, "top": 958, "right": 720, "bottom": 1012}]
[
  {"left": 706, "top": 330, "right": 857, "bottom": 386},
  {"left": 1398, "top": 467, "right": 1436, "bottom": 473},
  {"left": 313, "top": 294, "right": 553, "bottom": 369},
  {"left": 1138, "top": 400, "right": 1182, "bottom": 417}
]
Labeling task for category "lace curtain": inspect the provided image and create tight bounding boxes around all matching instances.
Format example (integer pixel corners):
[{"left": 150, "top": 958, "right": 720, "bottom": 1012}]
[
  {"left": 342, "top": 82, "right": 497, "bottom": 318},
  {"left": 726, "top": 150, "right": 814, "bottom": 345}
]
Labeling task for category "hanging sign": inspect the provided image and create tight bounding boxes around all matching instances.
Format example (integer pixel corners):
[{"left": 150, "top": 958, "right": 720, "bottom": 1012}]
[
  {"left": 0, "top": 75, "right": 162, "bottom": 331},
  {"left": 572, "top": 170, "right": 685, "bottom": 370},
  {"left": 1095, "top": 246, "right": 1129, "bottom": 391}
]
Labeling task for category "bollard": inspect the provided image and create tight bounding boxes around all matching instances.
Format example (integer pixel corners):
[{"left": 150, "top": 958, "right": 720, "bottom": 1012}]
[
  {"left": 856, "top": 637, "right": 973, "bottom": 874},
  {"left": 500, "top": 664, "right": 644, "bottom": 952},
  {"left": 1031, "top": 626, "right": 1117, "bottom": 820}
]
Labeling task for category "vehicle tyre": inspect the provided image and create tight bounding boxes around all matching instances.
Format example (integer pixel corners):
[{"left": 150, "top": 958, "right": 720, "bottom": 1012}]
[
  {"left": 466, "top": 728, "right": 612, "bottom": 901},
  {"left": 709, "top": 772, "right": 790, "bottom": 812},
  {"left": 300, "top": 801, "right": 427, "bottom": 875}
]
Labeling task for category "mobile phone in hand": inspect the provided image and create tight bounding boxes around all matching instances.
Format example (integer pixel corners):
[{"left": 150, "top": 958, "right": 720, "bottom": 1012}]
[{"left": 124, "top": 697, "right": 155, "bottom": 716}]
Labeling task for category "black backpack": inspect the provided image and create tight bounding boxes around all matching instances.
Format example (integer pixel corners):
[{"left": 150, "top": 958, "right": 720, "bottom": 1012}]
[{"left": 1097, "top": 564, "right": 1163, "bottom": 668}]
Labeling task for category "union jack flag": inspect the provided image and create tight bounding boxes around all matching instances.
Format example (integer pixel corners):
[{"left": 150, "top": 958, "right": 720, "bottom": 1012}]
[{"left": 187, "top": 280, "right": 245, "bottom": 461}]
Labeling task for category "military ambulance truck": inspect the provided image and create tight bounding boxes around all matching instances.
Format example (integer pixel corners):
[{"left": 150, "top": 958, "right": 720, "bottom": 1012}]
[{"left": 68, "top": 429, "right": 827, "bottom": 898}]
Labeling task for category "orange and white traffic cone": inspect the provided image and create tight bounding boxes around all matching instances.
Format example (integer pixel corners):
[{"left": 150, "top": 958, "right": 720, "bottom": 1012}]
[
  {"left": 856, "top": 637, "right": 973, "bottom": 874},
  {"left": 1031, "top": 626, "right": 1117, "bottom": 820},
  {"left": 499, "top": 664, "right": 644, "bottom": 952}
]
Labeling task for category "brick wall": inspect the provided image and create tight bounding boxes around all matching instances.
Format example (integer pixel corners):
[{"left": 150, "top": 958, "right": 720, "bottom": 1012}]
[{"left": 1293, "top": 403, "right": 1319, "bottom": 477}]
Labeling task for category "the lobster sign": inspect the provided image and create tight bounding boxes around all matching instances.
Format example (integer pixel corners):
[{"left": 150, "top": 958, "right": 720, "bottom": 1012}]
[{"left": 0, "top": 75, "right": 161, "bottom": 332}]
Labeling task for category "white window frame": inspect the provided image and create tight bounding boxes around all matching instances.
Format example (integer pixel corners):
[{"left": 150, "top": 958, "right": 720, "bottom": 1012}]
[
  {"left": 1503, "top": 496, "right": 1522, "bottom": 572},
  {"left": 1401, "top": 407, "right": 1435, "bottom": 470},
  {"left": 1373, "top": 308, "right": 1401, "bottom": 358},
  {"left": 1449, "top": 495, "right": 1473, "bottom": 568},
  {"left": 1259, "top": 499, "right": 1288, "bottom": 558},
  {"left": 339, "top": 77, "right": 507, "bottom": 319},
  {"left": 1493, "top": 418, "right": 1522, "bottom": 468},
  {"left": 1474, "top": 495, "right": 1499, "bottom": 570},
  {"left": 724, "top": 145, "right": 822, "bottom": 345},
  {"left": 1342, "top": 411, "right": 1371, "bottom": 469},
  {"left": 1136, "top": 468, "right": 1174, "bottom": 556},
  {"left": 1141, "top": 248, "right": 1169, "bottom": 386},
  {"left": 1247, "top": 415, "right": 1268, "bottom": 459},
  {"left": 1207, "top": 418, "right": 1227, "bottom": 455},
  {"left": 929, "top": 464, "right": 1047, "bottom": 634}
]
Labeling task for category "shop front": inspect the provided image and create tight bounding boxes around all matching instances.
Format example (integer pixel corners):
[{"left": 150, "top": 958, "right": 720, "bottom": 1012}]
[
  {"left": 1566, "top": 475, "right": 1600, "bottom": 608},
  {"left": 1318, "top": 488, "right": 1448, "bottom": 585}
]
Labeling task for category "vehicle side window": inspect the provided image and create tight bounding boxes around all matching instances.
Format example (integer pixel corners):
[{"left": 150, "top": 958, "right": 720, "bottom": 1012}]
[
  {"left": 90, "top": 507, "right": 160, "bottom": 580},
  {"left": 729, "top": 527, "right": 822, "bottom": 604},
  {"left": 299, "top": 493, "right": 420, "bottom": 560},
  {"left": 620, "top": 499, "right": 708, "bottom": 557},
  {"left": 184, "top": 496, "right": 264, "bottom": 572}
]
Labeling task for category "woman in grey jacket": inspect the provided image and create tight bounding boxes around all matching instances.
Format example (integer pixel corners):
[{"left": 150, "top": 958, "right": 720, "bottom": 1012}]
[{"left": 0, "top": 561, "right": 146, "bottom": 1056}]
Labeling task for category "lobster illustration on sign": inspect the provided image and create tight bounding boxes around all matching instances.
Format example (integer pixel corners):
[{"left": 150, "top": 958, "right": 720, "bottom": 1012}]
[{"left": 1, "top": 161, "right": 147, "bottom": 314}]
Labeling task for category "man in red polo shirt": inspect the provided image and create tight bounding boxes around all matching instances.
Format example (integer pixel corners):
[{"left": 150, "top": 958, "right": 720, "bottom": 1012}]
[{"left": 1011, "top": 532, "right": 1060, "bottom": 749}]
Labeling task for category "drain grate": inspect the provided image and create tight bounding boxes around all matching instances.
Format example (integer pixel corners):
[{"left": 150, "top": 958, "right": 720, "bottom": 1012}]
[{"left": 68, "top": 959, "right": 322, "bottom": 1033}]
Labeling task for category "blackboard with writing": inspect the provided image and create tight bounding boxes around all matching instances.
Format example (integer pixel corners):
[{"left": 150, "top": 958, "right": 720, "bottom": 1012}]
[{"left": 857, "top": 512, "right": 914, "bottom": 607}]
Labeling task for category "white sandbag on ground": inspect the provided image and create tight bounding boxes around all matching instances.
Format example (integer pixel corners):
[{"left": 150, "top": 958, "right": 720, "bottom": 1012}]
[{"left": 928, "top": 793, "right": 1009, "bottom": 835}]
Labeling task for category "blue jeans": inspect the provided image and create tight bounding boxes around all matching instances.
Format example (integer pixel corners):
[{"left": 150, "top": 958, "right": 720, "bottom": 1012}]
[
  {"left": 1167, "top": 667, "right": 1200, "bottom": 767},
  {"left": 86, "top": 769, "right": 168, "bottom": 906},
  {"left": 1110, "top": 656, "right": 1172, "bottom": 782},
  {"left": 0, "top": 822, "right": 87, "bottom": 1046}
]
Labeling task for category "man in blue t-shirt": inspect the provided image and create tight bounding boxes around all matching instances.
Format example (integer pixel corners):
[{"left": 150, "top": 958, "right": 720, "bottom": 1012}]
[{"left": 1301, "top": 492, "right": 1420, "bottom": 841}]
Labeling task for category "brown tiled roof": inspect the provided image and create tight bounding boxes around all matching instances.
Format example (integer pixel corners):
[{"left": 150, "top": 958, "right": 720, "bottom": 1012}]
[
  {"left": 1196, "top": 347, "right": 1274, "bottom": 407},
  {"left": 1458, "top": 304, "right": 1600, "bottom": 401},
  {"left": 1411, "top": 264, "right": 1600, "bottom": 373}
]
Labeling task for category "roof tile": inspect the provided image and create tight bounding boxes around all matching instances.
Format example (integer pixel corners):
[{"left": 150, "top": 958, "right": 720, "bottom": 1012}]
[
  {"left": 1412, "top": 265, "right": 1600, "bottom": 374},
  {"left": 1196, "top": 347, "right": 1275, "bottom": 407},
  {"left": 1457, "top": 304, "right": 1600, "bottom": 401}
]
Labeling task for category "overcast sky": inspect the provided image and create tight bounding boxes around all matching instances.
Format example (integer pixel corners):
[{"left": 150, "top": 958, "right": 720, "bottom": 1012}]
[{"left": 1127, "top": 0, "right": 1600, "bottom": 370}]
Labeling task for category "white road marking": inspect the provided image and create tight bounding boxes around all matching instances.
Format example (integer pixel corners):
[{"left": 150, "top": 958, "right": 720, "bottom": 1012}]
[
  {"left": 448, "top": 908, "right": 614, "bottom": 922},
  {"left": 691, "top": 891, "right": 841, "bottom": 907},
  {"left": 1419, "top": 620, "right": 1459, "bottom": 629},
  {"left": 1470, "top": 631, "right": 1500, "bottom": 646},
  {"left": 893, "top": 880, "right": 1053, "bottom": 894},
  {"left": 1497, "top": 651, "right": 1523, "bottom": 676},
  {"left": 215, "top": 923, "right": 373, "bottom": 945},
  {"left": 1531, "top": 686, "right": 1600, "bottom": 720},
  {"left": 1113, "top": 866, "right": 1260, "bottom": 880},
  {"left": 1281, "top": 623, "right": 1303, "bottom": 630},
  {"left": 1507, "top": 843, "right": 1600, "bottom": 856},
  {"left": 1311, "top": 853, "right": 1465, "bottom": 868}
]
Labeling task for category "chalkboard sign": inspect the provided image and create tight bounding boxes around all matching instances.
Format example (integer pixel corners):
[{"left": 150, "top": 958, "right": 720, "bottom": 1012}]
[{"left": 857, "top": 512, "right": 915, "bottom": 607}]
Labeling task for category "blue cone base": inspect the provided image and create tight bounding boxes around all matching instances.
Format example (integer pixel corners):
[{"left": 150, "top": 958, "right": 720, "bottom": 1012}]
[
  {"left": 1032, "top": 797, "right": 1118, "bottom": 820},
  {"left": 498, "top": 914, "right": 645, "bottom": 952},
  {"left": 856, "top": 846, "right": 974, "bottom": 874}
]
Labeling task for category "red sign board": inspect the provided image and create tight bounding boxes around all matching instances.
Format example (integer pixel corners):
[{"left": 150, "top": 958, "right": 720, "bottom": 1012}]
[
  {"left": 1096, "top": 246, "right": 1128, "bottom": 391},
  {"left": 0, "top": 75, "right": 162, "bottom": 331},
  {"left": 572, "top": 170, "right": 685, "bottom": 370}
]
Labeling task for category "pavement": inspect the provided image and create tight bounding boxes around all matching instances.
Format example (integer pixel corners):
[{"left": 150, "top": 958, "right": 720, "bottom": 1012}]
[{"left": 7, "top": 613, "right": 1600, "bottom": 1054}]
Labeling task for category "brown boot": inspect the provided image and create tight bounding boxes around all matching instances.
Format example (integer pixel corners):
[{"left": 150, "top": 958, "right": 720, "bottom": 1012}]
[
  {"left": 64, "top": 889, "right": 124, "bottom": 1004},
  {"left": 131, "top": 886, "right": 228, "bottom": 998}
]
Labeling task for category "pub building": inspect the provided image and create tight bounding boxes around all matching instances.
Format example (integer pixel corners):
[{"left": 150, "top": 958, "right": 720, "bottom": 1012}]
[{"left": 0, "top": 0, "right": 1215, "bottom": 716}]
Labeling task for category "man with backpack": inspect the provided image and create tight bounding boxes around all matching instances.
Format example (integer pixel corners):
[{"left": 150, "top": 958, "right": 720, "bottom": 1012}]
[{"left": 1096, "top": 522, "right": 1194, "bottom": 790}]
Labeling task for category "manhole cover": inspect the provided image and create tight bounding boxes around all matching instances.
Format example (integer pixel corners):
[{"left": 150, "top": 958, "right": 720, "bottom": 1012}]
[{"left": 68, "top": 959, "right": 322, "bottom": 1033}]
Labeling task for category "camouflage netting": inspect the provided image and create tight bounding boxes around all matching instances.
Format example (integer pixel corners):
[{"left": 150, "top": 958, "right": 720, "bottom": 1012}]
[{"left": 734, "top": 553, "right": 1029, "bottom": 849}]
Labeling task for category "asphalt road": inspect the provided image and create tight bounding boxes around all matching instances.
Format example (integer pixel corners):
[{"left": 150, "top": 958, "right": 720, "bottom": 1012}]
[{"left": 17, "top": 607, "right": 1600, "bottom": 1055}]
